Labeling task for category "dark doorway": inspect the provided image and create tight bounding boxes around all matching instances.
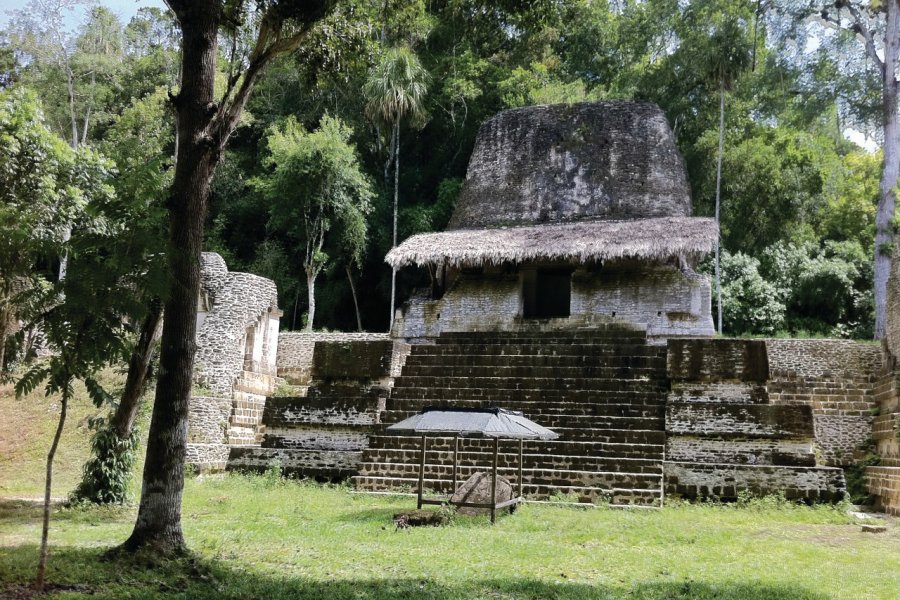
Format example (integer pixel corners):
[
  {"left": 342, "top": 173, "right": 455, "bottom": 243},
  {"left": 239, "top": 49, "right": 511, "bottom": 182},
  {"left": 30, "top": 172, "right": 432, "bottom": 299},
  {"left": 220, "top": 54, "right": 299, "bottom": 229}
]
[{"left": 523, "top": 269, "right": 572, "bottom": 319}]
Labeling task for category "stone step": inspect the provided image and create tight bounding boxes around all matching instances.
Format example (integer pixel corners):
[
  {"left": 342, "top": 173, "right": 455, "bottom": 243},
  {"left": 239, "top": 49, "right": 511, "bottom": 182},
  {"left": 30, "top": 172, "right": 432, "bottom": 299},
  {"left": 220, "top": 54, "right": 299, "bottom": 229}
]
[
  {"left": 351, "top": 475, "right": 662, "bottom": 505},
  {"left": 263, "top": 400, "right": 381, "bottom": 428},
  {"left": 386, "top": 399, "right": 665, "bottom": 419},
  {"left": 389, "top": 386, "right": 667, "bottom": 404},
  {"left": 434, "top": 332, "right": 648, "bottom": 344},
  {"left": 414, "top": 343, "right": 663, "bottom": 356},
  {"left": 398, "top": 364, "right": 666, "bottom": 380},
  {"left": 359, "top": 448, "right": 662, "bottom": 473},
  {"left": 382, "top": 409, "right": 662, "bottom": 431},
  {"left": 356, "top": 461, "right": 662, "bottom": 489},
  {"left": 227, "top": 446, "right": 362, "bottom": 481},
  {"left": 262, "top": 427, "right": 372, "bottom": 451},
  {"left": 392, "top": 376, "right": 669, "bottom": 392},
  {"left": 405, "top": 344, "right": 666, "bottom": 360},
  {"left": 366, "top": 435, "right": 666, "bottom": 459}
]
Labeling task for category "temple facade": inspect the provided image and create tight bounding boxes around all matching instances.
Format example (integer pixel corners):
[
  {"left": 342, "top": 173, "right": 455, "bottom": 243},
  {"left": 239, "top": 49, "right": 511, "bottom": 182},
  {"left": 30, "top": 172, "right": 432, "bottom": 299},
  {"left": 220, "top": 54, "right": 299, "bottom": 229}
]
[{"left": 389, "top": 101, "right": 716, "bottom": 342}]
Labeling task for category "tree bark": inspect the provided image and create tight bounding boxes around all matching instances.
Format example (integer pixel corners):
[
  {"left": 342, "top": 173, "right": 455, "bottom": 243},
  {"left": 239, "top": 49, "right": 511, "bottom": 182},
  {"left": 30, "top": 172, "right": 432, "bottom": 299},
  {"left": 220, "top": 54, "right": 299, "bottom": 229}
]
[
  {"left": 346, "top": 265, "right": 363, "bottom": 332},
  {"left": 36, "top": 385, "right": 69, "bottom": 592},
  {"left": 306, "top": 268, "right": 316, "bottom": 331},
  {"left": 121, "top": 2, "right": 220, "bottom": 554},
  {"left": 111, "top": 300, "right": 163, "bottom": 437},
  {"left": 715, "top": 77, "right": 725, "bottom": 335},
  {"left": 389, "top": 121, "right": 399, "bottom": 330},
  {"left": 875, "top": 1, "right": 900, "bottom": 339}
]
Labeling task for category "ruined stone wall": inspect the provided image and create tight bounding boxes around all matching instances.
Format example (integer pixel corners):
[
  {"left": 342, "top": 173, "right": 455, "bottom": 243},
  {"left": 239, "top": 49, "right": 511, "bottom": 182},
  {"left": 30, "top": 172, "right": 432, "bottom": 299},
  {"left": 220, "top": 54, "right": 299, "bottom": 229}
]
[
  {"left": 392, "top": 263, "right": 714, "bottom": 341},
  {"left": 868, "top": 247, "right": 900, "bottom": 514},
  {"left": 276, "top": 332, "right": 393, "bottom": 385},
  {"left": 664, "top": 339, "right": 845, "bottom": 502},
  {"left": 230, "top": 336, "right": 397, "bottom": 479},
  {"left": 766, "top": 340, "right": 880, "bottom": 467},
  {"left": 195, "top": 270, "right": 279, "bottom": 397},
  {"left": 572, "top": 263, "right": 714, "bottom": 339},
  {"left": 448, "top": 101, "right": 692, "bottom": 229},
  {"left": 187, "top": 253, "right": 281, "bottom": 472}
]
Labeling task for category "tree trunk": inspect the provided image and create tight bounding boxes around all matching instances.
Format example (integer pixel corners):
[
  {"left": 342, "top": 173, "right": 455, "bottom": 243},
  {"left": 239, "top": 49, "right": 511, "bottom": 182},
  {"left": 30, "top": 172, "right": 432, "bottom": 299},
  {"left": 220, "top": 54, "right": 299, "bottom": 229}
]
[
  {"left": 120, "top": 4, "right": 220, "bottom": 554},
  {"left": 876, "top": 2, "right": 900, "bottom": 339},
  {"left": 389, "top": 121, "right": 399, "bottom": 330},
  {"left": 36, "top": 385, "right": 69, "bottom": 592},
  {"left": 714, "top": 78, "right": 725, "bottom": 335},
  {"left": 72, "top": 300, "right": 163, "bottom": 503},
  {"left": 306, "top": 268, "right": 316, "bottom": 331},
  {"left": 111, "top": 300, "right": 163, "bottom": 437},
  {"left": 346, "top": 265, "right": 363, "bottom": 332}
]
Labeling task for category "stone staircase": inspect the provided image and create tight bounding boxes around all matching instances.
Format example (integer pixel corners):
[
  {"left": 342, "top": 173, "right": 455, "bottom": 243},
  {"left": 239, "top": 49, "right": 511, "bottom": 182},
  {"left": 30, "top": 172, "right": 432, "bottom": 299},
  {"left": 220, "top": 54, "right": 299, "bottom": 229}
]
[
  {"left": 353, "top": 327, "right": 669, "bottom": 506},
  {"left": 227, "top": 382, "right": 386, "bottom": 480}
]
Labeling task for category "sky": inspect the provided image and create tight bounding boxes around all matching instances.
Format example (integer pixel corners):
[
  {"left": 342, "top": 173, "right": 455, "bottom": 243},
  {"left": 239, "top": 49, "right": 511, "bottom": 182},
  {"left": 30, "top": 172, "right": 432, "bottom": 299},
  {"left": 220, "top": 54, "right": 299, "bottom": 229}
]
[{"left": 0, "top": 0, "right": 167, "bottom": 32}]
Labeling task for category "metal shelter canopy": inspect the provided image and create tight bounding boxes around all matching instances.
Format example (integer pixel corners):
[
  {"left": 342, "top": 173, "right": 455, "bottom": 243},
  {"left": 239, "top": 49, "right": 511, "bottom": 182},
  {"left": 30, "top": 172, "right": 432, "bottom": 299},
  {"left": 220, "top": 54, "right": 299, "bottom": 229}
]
[
  {"left": 386, "top": 408, "right": 558, "bottom": 523},
  {"left": 386, "top": 407, "right": 559, "bottom": 440}
]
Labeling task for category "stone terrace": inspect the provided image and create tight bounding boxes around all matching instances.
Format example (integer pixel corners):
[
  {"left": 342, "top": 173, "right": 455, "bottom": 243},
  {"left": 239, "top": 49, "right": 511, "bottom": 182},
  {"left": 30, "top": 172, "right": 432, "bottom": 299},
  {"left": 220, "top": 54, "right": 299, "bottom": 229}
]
[{"left": 354, "top": 326, "right": 669, "bottom": 506}]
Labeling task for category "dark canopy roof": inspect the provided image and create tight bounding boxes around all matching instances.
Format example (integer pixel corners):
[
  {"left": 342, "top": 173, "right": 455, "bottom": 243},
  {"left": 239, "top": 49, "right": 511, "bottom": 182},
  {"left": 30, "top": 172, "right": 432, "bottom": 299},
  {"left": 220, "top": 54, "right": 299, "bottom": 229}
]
[{"left": 386, "top": 407, "right": 559, "bottom": 440}]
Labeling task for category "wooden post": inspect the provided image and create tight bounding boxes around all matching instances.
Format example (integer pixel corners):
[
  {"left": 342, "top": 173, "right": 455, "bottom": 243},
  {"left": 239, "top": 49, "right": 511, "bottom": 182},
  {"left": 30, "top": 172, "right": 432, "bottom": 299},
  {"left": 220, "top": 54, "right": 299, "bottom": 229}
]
[
  {"left": 518, "top": 438, "right": 524, "bottom": 500},
  {"left": 491, "top": 437, "right": 499, "bottom": 524},
  {"left": 452, "top": 435, "right": 459, "bottom": 492},
  {"left": 417, "top": 435, "right": 427, "bottom": 509}
]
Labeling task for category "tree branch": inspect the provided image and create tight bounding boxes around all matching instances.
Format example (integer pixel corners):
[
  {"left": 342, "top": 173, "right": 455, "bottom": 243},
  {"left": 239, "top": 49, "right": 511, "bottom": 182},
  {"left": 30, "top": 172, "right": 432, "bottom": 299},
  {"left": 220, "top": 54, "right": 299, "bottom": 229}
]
[{"left": 844, "top": 1, "right": 885, "bottom": 71}]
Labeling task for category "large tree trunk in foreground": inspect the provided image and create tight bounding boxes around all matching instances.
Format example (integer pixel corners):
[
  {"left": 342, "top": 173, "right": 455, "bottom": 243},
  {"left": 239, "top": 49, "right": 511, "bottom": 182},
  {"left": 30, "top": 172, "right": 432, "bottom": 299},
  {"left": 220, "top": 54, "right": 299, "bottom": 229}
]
[
  {"left": 121, "top": 4, "right": 220, "bottom": 554},
  {"left": 36, "top": 387, "right": 69, "bottom": 592},
  {"left": 876, "top": 2, "right": 900, "bottom": 339}
]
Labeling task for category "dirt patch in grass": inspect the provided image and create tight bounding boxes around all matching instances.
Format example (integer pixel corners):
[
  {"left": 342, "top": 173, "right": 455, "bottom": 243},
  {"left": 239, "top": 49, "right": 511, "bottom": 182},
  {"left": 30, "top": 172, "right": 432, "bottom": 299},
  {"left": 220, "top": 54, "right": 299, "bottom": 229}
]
[{"left": 1, "top": 582, "right": 96, "bottom": 599}]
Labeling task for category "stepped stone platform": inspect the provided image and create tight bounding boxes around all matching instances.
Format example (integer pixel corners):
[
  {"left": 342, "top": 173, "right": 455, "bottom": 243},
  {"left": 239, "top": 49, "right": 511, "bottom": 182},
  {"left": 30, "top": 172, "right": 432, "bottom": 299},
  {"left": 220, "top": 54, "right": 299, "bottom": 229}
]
[
  {"left": 353, "top": 326, "right": 669, "bottom": 506},
  {"left": 226, "top": 338, "right": 394, "bottom": 480},
  {"left": 663, "top": 339, "right": 847, "bottom": 503}
]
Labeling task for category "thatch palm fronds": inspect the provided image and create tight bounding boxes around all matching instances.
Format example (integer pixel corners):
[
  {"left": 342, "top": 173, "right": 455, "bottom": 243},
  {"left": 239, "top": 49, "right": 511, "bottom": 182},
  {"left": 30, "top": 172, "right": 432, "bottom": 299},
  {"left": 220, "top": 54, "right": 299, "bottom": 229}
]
[
  {"left": 363, "top": 47, "right": 430, "bottom": 132},
  {"left": 386, "top": 217, "right": 719, "bottom": 269}
]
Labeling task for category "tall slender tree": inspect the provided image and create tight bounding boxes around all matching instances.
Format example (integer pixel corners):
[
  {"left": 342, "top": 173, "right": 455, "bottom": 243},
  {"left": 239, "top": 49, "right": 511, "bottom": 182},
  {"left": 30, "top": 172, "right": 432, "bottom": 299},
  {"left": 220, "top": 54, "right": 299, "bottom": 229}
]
[
  {"left": 119, "top": 0, "right": 334, "bottom": 555},
  {"left": 363, "top": 47, "right": 428, "bottom": 329},
  {"left": 816, "top": 0, "right": 900, "bottom": 338}
]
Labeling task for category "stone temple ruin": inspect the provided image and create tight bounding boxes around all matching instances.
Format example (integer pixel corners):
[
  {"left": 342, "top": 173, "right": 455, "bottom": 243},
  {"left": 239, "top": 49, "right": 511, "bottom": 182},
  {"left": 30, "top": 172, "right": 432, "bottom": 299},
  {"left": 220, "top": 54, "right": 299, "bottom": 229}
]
[{"left": 187, "top": 100, "right": 900, "bottom": 515}]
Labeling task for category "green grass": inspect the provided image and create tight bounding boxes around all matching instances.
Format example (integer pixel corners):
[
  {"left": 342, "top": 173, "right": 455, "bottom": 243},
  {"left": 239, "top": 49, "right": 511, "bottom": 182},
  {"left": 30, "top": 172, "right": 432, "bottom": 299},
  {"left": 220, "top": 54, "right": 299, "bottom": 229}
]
[
  {"left": 0, "top": 366, "right": 148, "bottom": 499},
  {"left": 0, "top": 476, "right": 898, "bottom": 599}
]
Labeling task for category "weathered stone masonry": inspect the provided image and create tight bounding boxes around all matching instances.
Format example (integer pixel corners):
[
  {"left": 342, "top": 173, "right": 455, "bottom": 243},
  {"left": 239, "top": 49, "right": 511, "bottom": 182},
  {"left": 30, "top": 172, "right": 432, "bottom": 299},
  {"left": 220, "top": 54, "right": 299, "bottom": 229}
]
[
  {"left": 867, "top": 247, "right": 900, "bottom": 515},
  {"left": 186, "top": 253, "right": 282, "bottom": 472},
  {"left": 663, "top": 339, "right": 848, "bottom": 502},
  {"left": 228, "top": 333, "right": 402, "bottom": 479}
]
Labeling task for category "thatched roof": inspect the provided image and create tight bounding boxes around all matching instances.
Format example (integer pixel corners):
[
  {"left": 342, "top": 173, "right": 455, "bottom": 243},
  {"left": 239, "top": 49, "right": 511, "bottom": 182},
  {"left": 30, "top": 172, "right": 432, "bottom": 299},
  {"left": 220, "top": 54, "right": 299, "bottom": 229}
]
[{"left": 386, "top": 217, "right": 718, "bottom": 269}]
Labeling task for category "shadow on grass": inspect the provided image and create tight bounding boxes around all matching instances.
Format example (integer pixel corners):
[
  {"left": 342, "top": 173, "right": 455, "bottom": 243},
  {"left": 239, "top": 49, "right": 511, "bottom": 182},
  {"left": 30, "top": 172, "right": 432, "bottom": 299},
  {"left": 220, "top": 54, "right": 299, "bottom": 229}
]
[
  {"left": 0, "top": 499, "right": 133, "bottom": 524},
  {"left": 0, "top": 544, "right": 830, "bottom": 600}
]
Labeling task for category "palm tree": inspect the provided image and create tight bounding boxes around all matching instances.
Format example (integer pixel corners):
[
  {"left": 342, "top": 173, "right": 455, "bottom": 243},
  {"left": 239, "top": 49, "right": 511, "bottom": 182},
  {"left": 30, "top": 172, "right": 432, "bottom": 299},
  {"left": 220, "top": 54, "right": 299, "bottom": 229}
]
[{"left": 363, "top": 47, "right": 429, "bottom": 330}]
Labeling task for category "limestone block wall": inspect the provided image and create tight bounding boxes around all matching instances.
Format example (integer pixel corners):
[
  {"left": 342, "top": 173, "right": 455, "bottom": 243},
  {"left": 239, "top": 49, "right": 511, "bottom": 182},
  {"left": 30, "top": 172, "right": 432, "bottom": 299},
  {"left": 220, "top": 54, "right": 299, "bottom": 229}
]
[
  {"left": 194, "top": 269, "right": 280, "bottom": 396},
  {"left": 664, "top": 338, "right": 845, "bottom": 502},
  {"left": 393, "top": 261, "right": 714, "bottom": 341},
  {"left": 766, "top": 340, "right": 880, "bottom": 467},
  {"left": 187, "top": 253, "right": 282, "bottom": 472},
  {"left": 571, "top": 263, "right": 714, "bottom": 339},
  {"left": 229, "top": 335, "right": 399, "bottom": 480},
  {"left": 867, "top": 247, "right": 900, "bottom": 514},
  {"left": 276, "top": 332, "right": 394, "bottom": 385}
]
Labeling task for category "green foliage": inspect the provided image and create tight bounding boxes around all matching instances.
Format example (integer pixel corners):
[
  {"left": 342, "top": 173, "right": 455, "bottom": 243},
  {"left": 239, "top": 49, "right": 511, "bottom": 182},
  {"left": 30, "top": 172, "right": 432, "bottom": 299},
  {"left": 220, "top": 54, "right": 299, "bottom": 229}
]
[
  {"left": 70, "top": 417, "right": 140, "bottom": 505},
  {"left": 710, "top": 251, "right": 786, "bottom": 336}
]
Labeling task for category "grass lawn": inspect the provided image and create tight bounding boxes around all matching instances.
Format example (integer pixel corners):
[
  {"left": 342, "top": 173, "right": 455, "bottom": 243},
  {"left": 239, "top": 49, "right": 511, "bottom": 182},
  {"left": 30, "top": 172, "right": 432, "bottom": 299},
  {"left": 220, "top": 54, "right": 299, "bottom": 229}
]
[
  {"left": 1, "top": 371, "right": 898, "bottom": 599},
  {"left": 0, "top": 475, "right": 898, "bottom": 599}
]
